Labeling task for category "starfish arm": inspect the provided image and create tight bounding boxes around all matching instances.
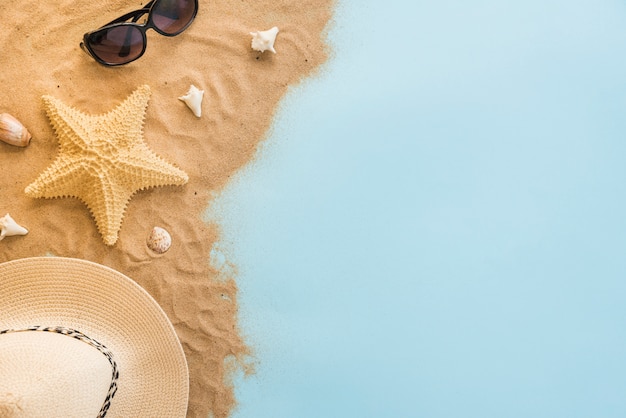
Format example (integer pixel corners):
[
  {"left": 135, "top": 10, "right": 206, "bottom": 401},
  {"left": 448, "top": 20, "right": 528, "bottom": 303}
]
[
  {"left": 26, "top": 159, "right": 133, "bottom": 246},
  {"left": 42, "top": 95, "right": 94, "bottom": 153},
  {"left": 114, "top": 144, "right": 189, "bottom": 190},
  {"left": 86, "top": 180, "right": 134, "bottom": 246},
  {"left": 25, "top": 158, "right": 92, "bottom": 198},
  {"left": 100, "top": 85, "right": 152, "bottom": 148}
]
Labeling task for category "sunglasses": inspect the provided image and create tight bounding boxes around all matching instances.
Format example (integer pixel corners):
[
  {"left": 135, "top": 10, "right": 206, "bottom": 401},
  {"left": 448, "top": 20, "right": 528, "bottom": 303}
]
[{"left": 81, "top": 0, "right": 198, "bottom": 66}]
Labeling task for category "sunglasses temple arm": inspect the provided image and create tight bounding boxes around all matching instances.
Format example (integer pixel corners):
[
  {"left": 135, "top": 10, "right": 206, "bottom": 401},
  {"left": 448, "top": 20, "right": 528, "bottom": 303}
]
[
  {"left": 109, "top": 0, "right": 155, "bottom": 25},
  {"left": 79, "top": 41, "right": 92, "bottom": 58},
  {"left": 99, "top": 6, "right": 151, "bottom": 28}
]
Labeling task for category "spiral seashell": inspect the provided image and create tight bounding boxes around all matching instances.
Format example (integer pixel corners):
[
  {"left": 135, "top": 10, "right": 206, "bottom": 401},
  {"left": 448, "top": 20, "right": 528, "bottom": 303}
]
[
  {"left": 0, "top": 113, "right": 31, "bottom": 147},
  {"left": 146, "top": 226, "right": 172, "bottom": 254}
]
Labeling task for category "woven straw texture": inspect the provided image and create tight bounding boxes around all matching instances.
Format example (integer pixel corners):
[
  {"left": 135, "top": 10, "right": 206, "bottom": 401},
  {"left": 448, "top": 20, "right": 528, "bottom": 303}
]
[
  {"left": 0, "top": 257, "right": 189, "bottom": 417},
  {"left": 24, "top": 85, "right": 189, "bottom": 246}
]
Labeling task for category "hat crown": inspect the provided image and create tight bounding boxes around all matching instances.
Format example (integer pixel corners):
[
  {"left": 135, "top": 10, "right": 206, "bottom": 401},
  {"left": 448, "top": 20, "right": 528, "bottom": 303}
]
[{"left": 0, "top": 328, "right": 114, "bottom": 417}]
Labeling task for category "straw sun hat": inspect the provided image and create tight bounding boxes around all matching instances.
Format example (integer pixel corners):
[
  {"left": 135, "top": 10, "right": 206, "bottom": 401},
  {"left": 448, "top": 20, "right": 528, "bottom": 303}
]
[{"left": 0, "top": 257, "right": 189, "bottom": 417}]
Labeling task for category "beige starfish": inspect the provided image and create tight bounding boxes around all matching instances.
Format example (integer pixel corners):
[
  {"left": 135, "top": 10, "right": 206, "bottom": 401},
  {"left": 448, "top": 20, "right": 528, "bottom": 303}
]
[{"left": 25, "top": 85, "right": 189, "bottom": 246}]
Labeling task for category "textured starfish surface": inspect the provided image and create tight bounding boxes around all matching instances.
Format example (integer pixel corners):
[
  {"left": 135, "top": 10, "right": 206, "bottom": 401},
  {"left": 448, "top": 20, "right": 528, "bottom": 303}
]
[{"left": 25, "top": 85, "right": 189, "bottom": 246}]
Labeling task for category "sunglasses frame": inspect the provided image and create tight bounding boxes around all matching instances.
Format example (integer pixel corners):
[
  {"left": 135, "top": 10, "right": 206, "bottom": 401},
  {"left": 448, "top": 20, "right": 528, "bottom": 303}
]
[{"left": 81, "top": 0, "right": 198, "bottom": 66}]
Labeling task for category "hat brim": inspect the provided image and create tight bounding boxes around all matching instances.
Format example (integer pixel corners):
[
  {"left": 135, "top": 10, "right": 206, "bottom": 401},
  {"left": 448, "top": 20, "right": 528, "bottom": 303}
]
[{"left": 0, "top": 257, "right": 189, "bottom": 417}]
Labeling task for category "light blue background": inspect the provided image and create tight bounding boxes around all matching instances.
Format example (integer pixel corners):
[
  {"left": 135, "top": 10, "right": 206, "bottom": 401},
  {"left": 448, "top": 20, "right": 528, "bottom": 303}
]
[{"left": 213, "top": 1, "right": 626, "bottom": 417}]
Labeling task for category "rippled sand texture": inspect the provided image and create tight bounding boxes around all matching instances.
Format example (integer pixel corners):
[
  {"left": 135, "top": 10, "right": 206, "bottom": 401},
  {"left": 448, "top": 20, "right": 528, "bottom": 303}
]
[{"left": 0, "top": 1, "right": 333, "bottom": 416}]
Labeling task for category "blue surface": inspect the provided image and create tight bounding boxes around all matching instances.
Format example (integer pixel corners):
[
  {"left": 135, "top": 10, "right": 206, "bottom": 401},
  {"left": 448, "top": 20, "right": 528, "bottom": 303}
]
[{"left": 213, "top": 1, "right": 626, "bottom": 417}]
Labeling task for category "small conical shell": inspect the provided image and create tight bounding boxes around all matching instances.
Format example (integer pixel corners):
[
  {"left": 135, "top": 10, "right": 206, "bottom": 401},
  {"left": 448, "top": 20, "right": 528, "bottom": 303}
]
[
  {"left": 0, "top": 113, "right": 31, "bottom": 147},
  {"left": 178, "top": 85, "right": 204, "bottom": 118},
  {"left": 0, "top": 213, "right": 28, "bottom": 241}
]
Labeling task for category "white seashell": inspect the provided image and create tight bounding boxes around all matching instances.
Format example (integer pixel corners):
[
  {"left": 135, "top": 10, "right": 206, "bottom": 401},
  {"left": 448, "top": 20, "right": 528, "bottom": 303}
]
[
  {"left": 250, "top": 26, "right": 279, "bottom": 53},
  {"left": 178, "top": 84, "right": 204, "bottom": 118},
  {"left": 0, "top": 113, "right": 31, "bottom": 147},
  {"left": 146, "top": 226, "right": 172, "bottom": 254},
  {"left": 0, "top": 213, "right": 28, "bottom": 241}
]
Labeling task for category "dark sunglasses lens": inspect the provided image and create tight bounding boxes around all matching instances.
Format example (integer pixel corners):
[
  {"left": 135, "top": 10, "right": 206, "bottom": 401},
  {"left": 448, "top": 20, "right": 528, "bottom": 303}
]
[
  {"left": 87, "top": 26, "right": 144, "bottom": 65},
  {"left": 152, "top": 0, "right": 197, "bottom": 35}
]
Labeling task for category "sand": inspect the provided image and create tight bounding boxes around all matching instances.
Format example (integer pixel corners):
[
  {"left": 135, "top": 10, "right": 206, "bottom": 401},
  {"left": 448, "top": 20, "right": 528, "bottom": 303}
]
[{"left": 0, "top": 1, "right": 333, "bottom": 417}]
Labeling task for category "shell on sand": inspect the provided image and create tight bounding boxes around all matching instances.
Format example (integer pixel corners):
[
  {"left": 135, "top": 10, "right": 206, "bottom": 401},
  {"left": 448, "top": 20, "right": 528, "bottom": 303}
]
[
  {"left": 147, "top": 226, "right": 172, "bottom": 254},
  {"left": 0, "top": 213, "right": 28, "bottom": 241},
  {"left": 250, "top": 26, "right": 279, "bottom": 53},
  {"left": 0, "top": 113, "right": 31, "bottom": 147},
  {"left": 178, "top": 84, "right": 204, "bottom": 118}
]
